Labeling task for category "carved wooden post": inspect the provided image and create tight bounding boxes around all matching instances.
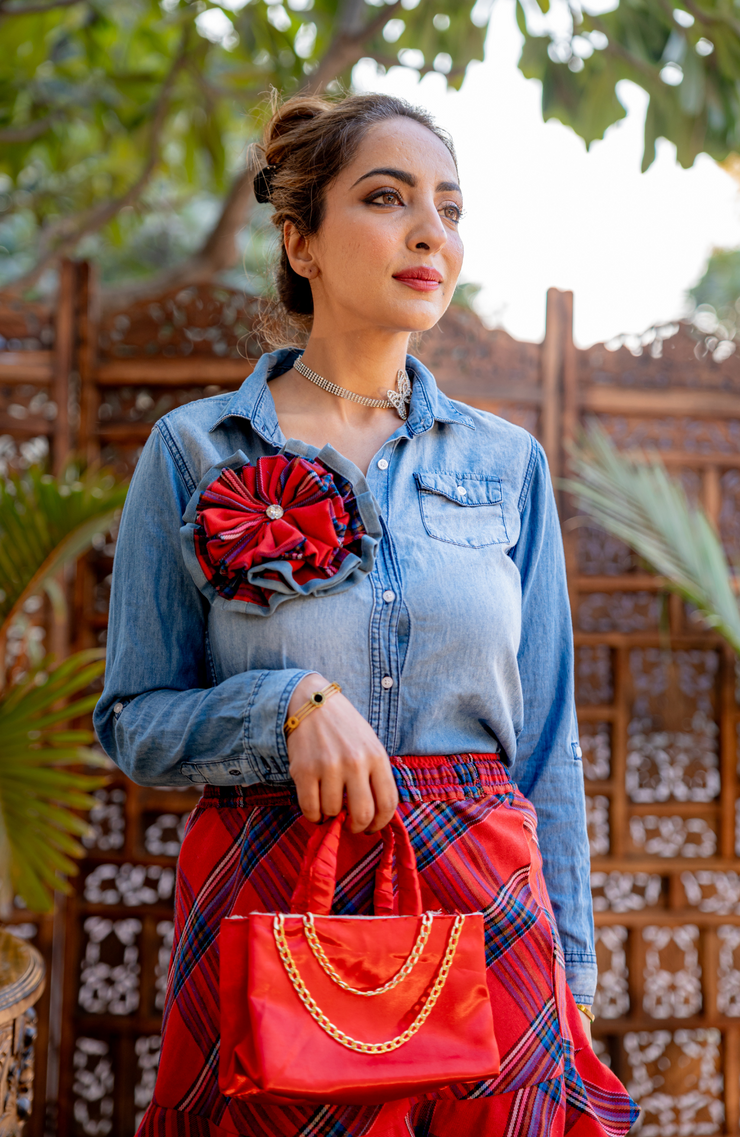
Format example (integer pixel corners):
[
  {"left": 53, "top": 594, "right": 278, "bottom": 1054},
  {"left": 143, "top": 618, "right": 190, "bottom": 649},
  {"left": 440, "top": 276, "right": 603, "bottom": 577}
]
[
  {"left": 51, "top": 261, "right": 76, "bottom": 477},
  {"left": 541, "top": 287, "right": 574, "bottom": 491}
]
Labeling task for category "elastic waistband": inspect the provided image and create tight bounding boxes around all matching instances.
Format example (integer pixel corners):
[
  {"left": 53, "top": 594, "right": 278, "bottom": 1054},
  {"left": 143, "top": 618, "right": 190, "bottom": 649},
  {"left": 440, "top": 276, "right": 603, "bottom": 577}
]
[
  {"left": 391, "top": 753, "right": 513, "bottom": 802},
  {"left": 198, "top": 753, "right": 514, "bottom": 809}
]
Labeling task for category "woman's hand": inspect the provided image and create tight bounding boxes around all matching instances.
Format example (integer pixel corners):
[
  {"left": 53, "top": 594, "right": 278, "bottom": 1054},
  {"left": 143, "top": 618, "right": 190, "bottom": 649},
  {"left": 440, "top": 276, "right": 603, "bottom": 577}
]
[{"left": 286, "top": 673, "right": 399, "bottom": 834}]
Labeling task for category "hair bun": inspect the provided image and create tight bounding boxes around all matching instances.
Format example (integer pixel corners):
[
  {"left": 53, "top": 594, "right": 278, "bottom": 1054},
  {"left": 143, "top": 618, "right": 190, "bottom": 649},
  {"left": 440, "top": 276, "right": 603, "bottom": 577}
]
[{"left": 262, "top": 95, "right": 330, "bottom": 167}]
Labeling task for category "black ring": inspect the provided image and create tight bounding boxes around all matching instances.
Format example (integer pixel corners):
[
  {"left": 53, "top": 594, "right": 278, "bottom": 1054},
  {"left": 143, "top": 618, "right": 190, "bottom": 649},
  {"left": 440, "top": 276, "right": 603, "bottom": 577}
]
[{"left": 253, "top": 165, "right": 277, "bottom": 204}]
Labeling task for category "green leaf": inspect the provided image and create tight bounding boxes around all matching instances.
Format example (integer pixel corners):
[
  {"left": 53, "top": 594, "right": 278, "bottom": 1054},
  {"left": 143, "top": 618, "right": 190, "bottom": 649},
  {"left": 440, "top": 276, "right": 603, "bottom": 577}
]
[
  {"left": 0, "top": 648, "right": 109, "bottom": 912},
  {"left": 562, "top": 421, "right": 740, "bottom": 656},
  {"left": 515, "top": 0, "right": 740, "bottom": 169},
  {"left": 0, "top": 464, "right": 127, "bottom": 641}
]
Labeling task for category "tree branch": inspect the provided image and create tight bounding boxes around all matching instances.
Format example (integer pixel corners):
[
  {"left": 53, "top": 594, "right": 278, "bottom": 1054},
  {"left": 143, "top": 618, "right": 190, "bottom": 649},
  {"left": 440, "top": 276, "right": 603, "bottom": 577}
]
[
  {"left": 304, "top": 0, "right": 403, "bottom": 93},
  {"left": 2, "top": 33, "right": 188, "bottom": 297},
  {"left": 0, "top": 0, "right": 85, "bottom": 16},
  {"left": 0, "top": 114, "right": 60, "bottom": 143},
  {"left": 101, "top": 0, "right": 406, "bottom": 307},
  {"left": 100, "top": 165, "right": 257, "bottom": 311},
  {"left": 677, "top": 0, "right": 740, "bottom": 39}
]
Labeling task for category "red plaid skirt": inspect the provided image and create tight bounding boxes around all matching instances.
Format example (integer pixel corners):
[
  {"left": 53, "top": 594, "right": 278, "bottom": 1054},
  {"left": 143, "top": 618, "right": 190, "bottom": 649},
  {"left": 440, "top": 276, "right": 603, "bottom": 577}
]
[{"left": 138, "top": 754, "right": 637, "bottom": 1137}]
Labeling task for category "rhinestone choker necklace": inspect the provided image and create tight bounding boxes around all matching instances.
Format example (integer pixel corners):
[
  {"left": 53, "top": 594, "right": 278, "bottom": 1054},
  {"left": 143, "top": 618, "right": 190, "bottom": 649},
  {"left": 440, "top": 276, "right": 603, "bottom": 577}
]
[{"left": 293, "top": 357, "right": 412, "bottom": 421}]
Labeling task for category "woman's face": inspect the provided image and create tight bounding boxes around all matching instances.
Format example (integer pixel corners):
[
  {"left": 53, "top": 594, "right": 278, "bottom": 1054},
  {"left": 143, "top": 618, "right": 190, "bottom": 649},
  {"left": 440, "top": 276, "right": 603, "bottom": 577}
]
[{"left": 284, "top": 117, "right": 464, "bottom": 337}]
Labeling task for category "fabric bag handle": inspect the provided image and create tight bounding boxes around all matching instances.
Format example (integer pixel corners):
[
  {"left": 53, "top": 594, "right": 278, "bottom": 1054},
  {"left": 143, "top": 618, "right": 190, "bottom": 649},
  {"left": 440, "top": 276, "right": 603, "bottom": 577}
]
[{"left": 290, "top": 811, "right": 422, "bottom": 916}]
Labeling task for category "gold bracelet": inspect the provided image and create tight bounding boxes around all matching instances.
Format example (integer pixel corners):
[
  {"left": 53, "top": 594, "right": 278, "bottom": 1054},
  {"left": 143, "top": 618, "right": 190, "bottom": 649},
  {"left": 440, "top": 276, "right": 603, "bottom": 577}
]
[
  {"left": 575, "top": 1003, "right": 595, "bottom": 1023},
  {"left": 284, "top": 682, "right": 341, "bottom": 739}
]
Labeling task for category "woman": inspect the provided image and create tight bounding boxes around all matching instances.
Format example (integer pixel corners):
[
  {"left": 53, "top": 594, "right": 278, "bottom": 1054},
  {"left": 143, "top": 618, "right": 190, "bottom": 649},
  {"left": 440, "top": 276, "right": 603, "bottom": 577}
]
[{"left": 95, "top": 92, "right": 637, "bottom": 1137}]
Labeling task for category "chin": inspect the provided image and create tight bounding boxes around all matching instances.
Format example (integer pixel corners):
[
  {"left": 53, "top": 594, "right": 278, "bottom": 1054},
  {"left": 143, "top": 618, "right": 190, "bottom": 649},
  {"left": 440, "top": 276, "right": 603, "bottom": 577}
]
[{"left": 376, "top": 298, "right": 448, "bottom": 336}]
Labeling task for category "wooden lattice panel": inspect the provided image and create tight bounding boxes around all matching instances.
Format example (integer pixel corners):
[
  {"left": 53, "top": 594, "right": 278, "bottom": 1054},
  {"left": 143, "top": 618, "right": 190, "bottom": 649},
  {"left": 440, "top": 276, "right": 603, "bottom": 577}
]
[
  {"left": 8, "top": 266, "right": 740, "bottom": 1134},
  {"left": 56, "top": 779, "right": 200, "bottom": 1137}
]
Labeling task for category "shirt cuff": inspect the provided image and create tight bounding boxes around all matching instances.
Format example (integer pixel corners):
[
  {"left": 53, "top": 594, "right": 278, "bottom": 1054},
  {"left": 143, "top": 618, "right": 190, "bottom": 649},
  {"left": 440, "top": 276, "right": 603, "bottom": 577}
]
[
  {"left": 564, "top": 954, "right": 598, "bottom": 1005},
  {"left": 245, "top": 667, "right": 317, "bottom": 783}
]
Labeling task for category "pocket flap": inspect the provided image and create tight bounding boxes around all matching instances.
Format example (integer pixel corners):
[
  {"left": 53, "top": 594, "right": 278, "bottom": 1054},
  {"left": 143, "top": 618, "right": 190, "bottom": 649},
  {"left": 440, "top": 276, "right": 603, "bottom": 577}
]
[{"left": 414, "top": 471, "right": 503, "bottom": 507}]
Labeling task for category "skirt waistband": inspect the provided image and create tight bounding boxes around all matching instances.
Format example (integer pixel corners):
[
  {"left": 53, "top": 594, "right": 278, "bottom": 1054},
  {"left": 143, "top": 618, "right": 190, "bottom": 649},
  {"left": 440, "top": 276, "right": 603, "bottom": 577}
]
[{"left": 198, "top": 753, "right": 515, "bottom": 809}]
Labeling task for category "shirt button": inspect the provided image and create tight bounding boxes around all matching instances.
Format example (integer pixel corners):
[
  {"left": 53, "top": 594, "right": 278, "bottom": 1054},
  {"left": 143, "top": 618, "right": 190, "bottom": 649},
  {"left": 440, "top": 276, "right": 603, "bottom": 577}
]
[
  {"left": 456, "top": 485, "right": 467, "bottom": 497},
  {"left": 113, "top": 702, "right": 123, "bottom": 714},
  {"left": 382, "top": 590, "right": 395, "bottom": 603},
  {"left": 381, "top": 676, "right": 394, "bottom": 690},
  {"left": 377, "top": 458, "right": 389, "bottom": 470},
  {"left": 575, "top": 745, "right": 583, "bottom": 759}
]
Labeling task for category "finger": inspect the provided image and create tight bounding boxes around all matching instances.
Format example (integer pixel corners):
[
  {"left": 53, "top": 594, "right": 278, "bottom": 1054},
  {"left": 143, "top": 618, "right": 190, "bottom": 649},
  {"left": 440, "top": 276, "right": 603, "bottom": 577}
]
[
  {"left": 344, "top": 769, "right": 377, "bottom": 834},
  {"left": 293, "top": 773, "right": 322, "bottom": 824},
  {"left": 318, "top": 767, "right": 345, "bottom": 819},
  {"left": 365, "top": 764, "right": 399, "bottom": 833}
]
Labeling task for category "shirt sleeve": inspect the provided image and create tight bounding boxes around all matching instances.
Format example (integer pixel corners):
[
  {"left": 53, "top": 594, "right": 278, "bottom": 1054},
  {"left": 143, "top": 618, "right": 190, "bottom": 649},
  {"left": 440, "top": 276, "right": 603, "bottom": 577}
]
[
  {"left": 509, "top": 438, "right": 597, "bottom": 1005},
  {"left": 93, "top": 424, "right": 313, "bottom": 788}
]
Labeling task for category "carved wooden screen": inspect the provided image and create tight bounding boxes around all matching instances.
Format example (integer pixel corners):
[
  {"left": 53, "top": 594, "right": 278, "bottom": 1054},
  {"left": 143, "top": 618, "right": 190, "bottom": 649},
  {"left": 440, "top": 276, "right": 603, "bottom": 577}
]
[
  {"left": 423, "top": 292, "right": 740, "bottom": 1137},
  {"left": 4, "top": 264, "right": 740, "bottom": 1136},
  {"left": 0, "top": 262, "right": 84, "bottom": 1137}
]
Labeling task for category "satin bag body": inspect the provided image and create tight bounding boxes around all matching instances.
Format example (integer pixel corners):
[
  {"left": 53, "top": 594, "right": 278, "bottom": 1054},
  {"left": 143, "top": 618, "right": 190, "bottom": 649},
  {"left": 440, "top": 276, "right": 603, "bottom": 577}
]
[{"left": 218, "top": 812, "right": 499, "bottom": 1105}]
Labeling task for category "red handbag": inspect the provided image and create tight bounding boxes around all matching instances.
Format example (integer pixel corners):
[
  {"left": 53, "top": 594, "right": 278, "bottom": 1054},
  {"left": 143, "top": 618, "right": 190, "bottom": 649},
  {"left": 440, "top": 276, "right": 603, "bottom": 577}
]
[{"left": 219, "top": 811, "right": 499, "bottom": 1105}]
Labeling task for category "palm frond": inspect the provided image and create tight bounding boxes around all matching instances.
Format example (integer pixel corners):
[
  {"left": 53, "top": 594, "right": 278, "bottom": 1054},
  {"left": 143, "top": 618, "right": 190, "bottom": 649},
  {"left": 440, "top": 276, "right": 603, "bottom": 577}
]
[
  {"left": 562, "top": 422, "right": 740, "bottom": 656},
  {"left": 0, "top": 463, "right": 128, "bottom": 640},
  {"left": 0, "top": 651, "right": 109, "bottom": 912}
]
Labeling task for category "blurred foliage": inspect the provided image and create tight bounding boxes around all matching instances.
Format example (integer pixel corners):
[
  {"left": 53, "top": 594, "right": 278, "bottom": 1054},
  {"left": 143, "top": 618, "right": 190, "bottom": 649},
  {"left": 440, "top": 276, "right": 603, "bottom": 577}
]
[
  {"left": 516, "top": 0, "right": 740, "bottom": 171},
  {"left": 690, "top": 246, "right": 740, "bottom": 316},
  {"left": 0, "top": 462, "right": 128, "bottom": 636},
  {"left": 679, "top": 247, "right": 740, "bottom": 360},
  {"left": 0, "top": 460, "right": 128, "bottom": 912},
  {"left": 0, "top": 650, "right": 107, "bottom": 913},
  {"left": 691, "top": 242, "right": 740, "bottom": 332},
  {"left": 6, "top": 0, "right": 740, "bottom": 293},
  {"left": 0, "top": 0, "right": 488, "bottom": 290},
  {"left": 450, "top": 279, "right": 483, "bottom": 309},
  {"left": 564, "top": 420, "right": 740, "bottom": 654}
]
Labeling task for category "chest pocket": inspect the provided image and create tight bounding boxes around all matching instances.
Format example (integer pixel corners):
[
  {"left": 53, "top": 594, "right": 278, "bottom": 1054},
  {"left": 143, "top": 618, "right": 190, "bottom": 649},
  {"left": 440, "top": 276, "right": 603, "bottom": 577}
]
[{"left": 414, "top": 471, "right": 509, "bottom": 548}]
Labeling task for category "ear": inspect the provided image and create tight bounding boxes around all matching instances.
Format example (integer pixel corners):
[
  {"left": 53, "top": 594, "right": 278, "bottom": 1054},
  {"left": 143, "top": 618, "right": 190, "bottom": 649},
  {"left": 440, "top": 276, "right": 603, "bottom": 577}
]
[{"left": 284, "top": 220, "right": 318, "bottom": 279}]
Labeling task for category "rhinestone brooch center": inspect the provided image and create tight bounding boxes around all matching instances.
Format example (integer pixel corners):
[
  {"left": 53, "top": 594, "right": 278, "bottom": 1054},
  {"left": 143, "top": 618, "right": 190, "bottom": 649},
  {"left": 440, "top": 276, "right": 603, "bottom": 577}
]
[{"left": 266, "top": 504, "right": 284, "bottom": 520}]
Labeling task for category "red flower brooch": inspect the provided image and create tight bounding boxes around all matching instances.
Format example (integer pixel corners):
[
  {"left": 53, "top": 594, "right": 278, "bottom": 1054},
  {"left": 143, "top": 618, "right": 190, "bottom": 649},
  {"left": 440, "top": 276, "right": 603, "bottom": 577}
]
[{"left": 181, "top": 447, "right": 381, "bottom": 615}]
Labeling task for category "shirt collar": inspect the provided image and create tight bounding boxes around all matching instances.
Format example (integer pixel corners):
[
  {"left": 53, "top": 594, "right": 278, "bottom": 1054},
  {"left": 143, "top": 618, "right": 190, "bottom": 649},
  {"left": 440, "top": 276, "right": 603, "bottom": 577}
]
[{"left": 210, "top": 347, "right": 474, "bottom": 440}]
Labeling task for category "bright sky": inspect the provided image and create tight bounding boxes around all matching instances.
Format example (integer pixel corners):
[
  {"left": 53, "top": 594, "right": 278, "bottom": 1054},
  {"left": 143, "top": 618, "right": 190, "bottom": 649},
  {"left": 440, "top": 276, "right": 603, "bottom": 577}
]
[{"left": 352, "top": 0, "right": 740, "bottom": 347}]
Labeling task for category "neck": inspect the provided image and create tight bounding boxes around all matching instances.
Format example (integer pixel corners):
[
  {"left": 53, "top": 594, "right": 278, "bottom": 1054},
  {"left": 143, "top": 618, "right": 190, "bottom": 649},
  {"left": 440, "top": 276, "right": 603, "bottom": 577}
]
[{"left": 299, "top": 327, "right": 411, "bottom": 400}]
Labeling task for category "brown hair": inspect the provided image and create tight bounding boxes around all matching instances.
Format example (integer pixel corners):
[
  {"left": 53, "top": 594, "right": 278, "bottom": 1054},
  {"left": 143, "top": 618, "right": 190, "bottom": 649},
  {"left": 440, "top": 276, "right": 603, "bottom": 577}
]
[{"left": 253, "top": 91, "right": 457, "bottom": 349}]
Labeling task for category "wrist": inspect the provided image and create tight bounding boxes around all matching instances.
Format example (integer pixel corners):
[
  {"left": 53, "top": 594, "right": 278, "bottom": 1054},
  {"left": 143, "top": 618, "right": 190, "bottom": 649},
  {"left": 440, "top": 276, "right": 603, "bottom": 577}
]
[
  {"left": 287, "top": 673, "right": 330, "bottom": 720},
  {"left": 285, "top": 679, "right": 341, "bottom": 740}
]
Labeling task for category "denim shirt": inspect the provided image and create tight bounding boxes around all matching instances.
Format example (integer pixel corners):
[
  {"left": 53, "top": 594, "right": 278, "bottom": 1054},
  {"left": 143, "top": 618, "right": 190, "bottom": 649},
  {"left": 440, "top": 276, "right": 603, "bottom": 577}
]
[{"left": 94, "top": 348, "right": 597, "bottom": 1003}]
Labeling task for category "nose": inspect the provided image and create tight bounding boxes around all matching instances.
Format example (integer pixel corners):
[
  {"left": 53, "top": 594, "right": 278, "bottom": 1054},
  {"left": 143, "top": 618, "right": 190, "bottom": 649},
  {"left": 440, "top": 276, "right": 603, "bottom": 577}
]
[{"left": 406, "top": 196, "right": 447, "bottom": 255}]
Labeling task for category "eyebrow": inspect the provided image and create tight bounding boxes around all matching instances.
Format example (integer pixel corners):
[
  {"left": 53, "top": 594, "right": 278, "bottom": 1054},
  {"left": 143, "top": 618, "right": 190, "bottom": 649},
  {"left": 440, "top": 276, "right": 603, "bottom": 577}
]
[{"left": 350, "top": 166, "right": 462, "bottom": 194}]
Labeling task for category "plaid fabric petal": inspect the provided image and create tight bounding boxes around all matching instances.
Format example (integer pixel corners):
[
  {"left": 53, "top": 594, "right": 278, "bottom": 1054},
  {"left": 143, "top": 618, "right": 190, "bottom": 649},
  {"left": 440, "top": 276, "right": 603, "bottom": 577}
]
[
  {"left": 193, "top": 454, "right": 367, "bottom": 606},
  {"left": 139, "top": 756, "right": 638, "bottom": 1137},
  {"left": 180, "top": 445, "right": 382, "bottom": 617}
]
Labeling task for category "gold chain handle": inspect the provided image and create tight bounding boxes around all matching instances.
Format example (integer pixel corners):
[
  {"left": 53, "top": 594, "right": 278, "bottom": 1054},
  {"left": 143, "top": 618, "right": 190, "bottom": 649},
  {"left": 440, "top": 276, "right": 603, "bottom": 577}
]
[
  {"left": 302, "top": 911, "right": 433, "bottom": 997},
  {"left": 272, "top": 912, "right": 465, "bottom": 1054}
]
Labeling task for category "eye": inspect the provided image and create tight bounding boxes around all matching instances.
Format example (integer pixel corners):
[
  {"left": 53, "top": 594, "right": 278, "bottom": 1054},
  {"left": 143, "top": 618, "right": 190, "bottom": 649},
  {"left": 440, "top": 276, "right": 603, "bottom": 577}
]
[
  {"left": 366, "top": 188, "right": 404, "bottom": 207},
  {"left": 441, "top": 202, "right": 463, "bottom": 224}
]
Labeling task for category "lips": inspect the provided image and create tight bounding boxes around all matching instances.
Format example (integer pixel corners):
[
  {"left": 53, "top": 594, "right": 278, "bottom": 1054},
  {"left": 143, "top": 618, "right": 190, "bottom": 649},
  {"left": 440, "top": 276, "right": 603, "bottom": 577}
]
[{"left": 393, "top": 267, "right": 443, "bottom": 292}]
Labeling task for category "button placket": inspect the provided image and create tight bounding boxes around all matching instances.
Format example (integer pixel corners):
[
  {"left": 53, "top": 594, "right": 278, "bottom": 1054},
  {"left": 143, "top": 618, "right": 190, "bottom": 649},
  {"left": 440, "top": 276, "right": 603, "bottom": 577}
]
[{"left": 366, "top": 439, "right": 403, "bottom": 751}]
